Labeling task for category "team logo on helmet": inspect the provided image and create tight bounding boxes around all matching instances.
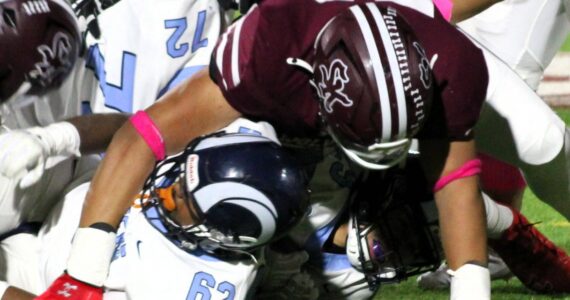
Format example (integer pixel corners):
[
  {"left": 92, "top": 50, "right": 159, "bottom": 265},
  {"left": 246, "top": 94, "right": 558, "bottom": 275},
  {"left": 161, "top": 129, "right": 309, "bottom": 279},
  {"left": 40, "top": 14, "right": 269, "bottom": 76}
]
[
  {"left": 317, "top": 59, "right": 354, "bottom": 113},
  {"left": 194, "top": 182, "right": 278, "bottom": 245},
  {"left": 412, "top": 42, "right": 432, "bottom": 90},
  {"left": 28, "top": 32, "right": 74, "bottom": 87}
]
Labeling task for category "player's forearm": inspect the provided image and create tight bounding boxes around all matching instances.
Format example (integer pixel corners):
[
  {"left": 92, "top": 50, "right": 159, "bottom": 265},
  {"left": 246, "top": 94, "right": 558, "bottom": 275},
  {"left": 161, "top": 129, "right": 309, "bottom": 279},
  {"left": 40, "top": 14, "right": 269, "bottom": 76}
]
[
  {"left": 79, "top": 123, "right": 154, "bottom": 228},
  {"left": 449, "top": 0, "right": 501, "bottom": 23},
  {"left": 79, "top": 69, "right": 239, "bottom": 228},
  {"left": 66, "top": 113, "right": 130, "bottom": 155},
  {"left": 420, "top": 139, "right": 488, "bottom": 269},
  {"left": 1, "top": 286, "right": 35, "bottom": 300},
  {"left": 435, "top": 177, "right": 488, "bottom": 269}
]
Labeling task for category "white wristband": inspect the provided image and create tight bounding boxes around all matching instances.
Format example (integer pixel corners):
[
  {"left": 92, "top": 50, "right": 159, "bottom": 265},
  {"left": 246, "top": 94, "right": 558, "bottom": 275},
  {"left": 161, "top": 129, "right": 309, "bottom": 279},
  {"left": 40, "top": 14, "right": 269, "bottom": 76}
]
[
  {"left": 0, "top": 281, "right": 9, "bottom": 299},
  {"left": 27, "top": 121, "right": 81, "bottom": 157},
  {"left": 67, "top": 227, "right": 117, "bottom": 287},
  {"left": 449, "top": 264, "right": 490, "bottom": 300}
]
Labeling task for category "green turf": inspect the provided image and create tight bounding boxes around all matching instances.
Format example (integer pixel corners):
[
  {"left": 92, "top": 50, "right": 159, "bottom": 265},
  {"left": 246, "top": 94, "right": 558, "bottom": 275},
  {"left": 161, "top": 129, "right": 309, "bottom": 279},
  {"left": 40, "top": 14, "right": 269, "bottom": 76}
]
[
  {"left": 562, "top": 35, "right": 570, "bottom": 52},
  {"left": 374, "top": 109, "right": 570, "bottom": 299}
]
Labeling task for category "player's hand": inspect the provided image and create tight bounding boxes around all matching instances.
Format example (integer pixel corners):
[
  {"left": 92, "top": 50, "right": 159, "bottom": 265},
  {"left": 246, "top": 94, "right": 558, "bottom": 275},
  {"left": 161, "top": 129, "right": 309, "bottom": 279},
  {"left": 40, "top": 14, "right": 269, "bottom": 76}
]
[
  {"left": 0, "top": 123, "right": 80, "bottom": 189},
  {"left": 35, "top": 273, "right": 102, "bottom": 300},
  {"left": 0, "top": 130, "right": 49, "bottom": 189}
]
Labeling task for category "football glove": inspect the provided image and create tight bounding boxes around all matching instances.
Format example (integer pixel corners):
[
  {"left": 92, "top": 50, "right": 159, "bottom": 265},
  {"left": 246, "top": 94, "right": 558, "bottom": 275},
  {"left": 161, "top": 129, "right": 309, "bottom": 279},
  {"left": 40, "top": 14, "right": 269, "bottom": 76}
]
[
  {"left": 37, "top": 227, "right": 117, "bottom": 299},
  {"left": 0, "top": 122, "right": 80, "bottom": 189},
  {"left": 35, "top": 273, "right": 103, "bottom": 300}
]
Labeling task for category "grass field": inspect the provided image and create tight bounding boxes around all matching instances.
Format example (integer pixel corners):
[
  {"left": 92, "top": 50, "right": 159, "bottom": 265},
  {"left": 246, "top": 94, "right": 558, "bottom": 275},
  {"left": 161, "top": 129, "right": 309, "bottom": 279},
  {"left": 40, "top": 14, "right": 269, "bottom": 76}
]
[
  {"left": 374, "top": 109, "right": 570, "bottom": 299},
  {"left": 562, "top": 37, "right": 570, "bottom": 52}
]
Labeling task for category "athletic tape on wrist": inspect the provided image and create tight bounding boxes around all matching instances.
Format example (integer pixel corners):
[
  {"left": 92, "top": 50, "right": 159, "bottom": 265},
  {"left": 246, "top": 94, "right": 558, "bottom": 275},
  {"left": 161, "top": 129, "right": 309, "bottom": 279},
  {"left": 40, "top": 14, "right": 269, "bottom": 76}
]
[
  {"left": 66, "top": 227, "right": 117, "bottom": 287},
  {"left": 433, "top": 0, "right": 453, "bottom": 22},
  {"left": 433, "top": 159, "right": 482, "bottom": 193},
  {"left": 449, "top": 264, "right": 490, "bottom": 300},
  {"left": 129, "top": 111, "right": 165, "bottom": 161}
]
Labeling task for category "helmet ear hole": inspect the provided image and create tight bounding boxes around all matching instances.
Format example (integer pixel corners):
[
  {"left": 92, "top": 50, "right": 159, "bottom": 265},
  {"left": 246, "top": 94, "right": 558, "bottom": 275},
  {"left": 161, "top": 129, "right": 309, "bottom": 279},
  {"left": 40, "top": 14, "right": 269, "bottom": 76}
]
[{"left": 2, "top": 9, "right": 16, "bottom": 28}]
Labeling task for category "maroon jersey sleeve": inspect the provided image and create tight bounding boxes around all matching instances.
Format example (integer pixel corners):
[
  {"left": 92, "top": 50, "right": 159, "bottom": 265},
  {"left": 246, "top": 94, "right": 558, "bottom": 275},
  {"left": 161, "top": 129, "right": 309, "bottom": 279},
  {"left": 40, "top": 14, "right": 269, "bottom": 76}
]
[
  {"left": 398, "top": 4, "right": 488, "bottom": 140},
  {"left": 209, "top": 3, "right": 320, "bottom": 136},
  {"left": 209, "top": 0, "right": 355, "bottom": 136}
]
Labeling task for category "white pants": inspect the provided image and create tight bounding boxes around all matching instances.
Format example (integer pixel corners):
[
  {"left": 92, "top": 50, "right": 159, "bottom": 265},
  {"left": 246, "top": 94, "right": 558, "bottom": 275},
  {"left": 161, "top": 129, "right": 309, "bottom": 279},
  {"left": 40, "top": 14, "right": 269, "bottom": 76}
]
[
  {"left": 0, "top": 233, "right": 43, "bottom": 295},
  {"left": 476, "top": 48, "right": 570, "bottom": 219},
  {"left": 0, "top": 182, "right": 91, "bottom": 295},
  {"left": 459, "top": 0, "right": 570, "bottom": 90}
]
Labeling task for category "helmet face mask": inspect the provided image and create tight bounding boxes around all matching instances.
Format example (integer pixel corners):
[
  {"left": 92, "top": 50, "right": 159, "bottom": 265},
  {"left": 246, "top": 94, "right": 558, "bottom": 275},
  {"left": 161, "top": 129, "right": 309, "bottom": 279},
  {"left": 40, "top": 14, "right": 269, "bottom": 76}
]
[
  {"left": 312, "top": 4, "right": 434, "bottom": 170},
  {"left": 142, "top": 131, "right": 310, "bottom": 259},
  {"left": 346, "top": 156, "right": 443, "bottom": 288},
  {"left": 328, "top": 127, "right": 411, "bottom": 170}
]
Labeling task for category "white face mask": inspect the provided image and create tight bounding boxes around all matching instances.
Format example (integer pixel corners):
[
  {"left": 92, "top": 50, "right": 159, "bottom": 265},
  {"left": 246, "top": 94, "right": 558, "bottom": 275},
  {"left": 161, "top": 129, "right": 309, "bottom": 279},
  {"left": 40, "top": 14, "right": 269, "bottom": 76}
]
[{"left": 328, "top": 128, "right": 411, "bottom": 170}]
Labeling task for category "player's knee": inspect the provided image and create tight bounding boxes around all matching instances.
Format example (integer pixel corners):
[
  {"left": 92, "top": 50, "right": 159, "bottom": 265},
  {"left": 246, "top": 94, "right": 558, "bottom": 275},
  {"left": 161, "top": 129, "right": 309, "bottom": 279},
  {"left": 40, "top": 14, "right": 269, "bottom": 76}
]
[{"left": 518, "top": 123, "right": 565, "bottom": 166}]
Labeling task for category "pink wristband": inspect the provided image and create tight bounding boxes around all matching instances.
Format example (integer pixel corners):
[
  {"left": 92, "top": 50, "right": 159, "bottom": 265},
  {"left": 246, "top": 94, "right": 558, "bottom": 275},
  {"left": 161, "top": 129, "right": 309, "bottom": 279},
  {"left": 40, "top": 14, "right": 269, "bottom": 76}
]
[
  {"left": 129, "top": 111, "right": 166, "bottom": 161},
  {"left": 433, "top": 0, "right": 453, "bottom": 22},
  {"left": 433, "top": 159, "right": 481, "bottom": 192}
]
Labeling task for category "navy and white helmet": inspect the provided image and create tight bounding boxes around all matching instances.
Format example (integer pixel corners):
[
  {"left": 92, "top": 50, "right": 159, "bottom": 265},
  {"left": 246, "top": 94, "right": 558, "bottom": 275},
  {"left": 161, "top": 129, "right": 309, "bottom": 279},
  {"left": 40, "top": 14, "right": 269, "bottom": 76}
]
[{"left": 143, "top": 128, "right": 310, "bottom": 257}]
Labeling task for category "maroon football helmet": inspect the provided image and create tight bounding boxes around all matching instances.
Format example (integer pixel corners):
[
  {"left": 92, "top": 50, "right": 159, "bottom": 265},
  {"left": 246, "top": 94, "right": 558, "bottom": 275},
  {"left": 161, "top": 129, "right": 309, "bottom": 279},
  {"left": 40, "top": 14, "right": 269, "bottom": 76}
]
[
  {"left": 0, "top": 0, "right": 81, "bottom": 103},
  {"left": 313, "top": 4, "right": 434, "bottom": 170}
]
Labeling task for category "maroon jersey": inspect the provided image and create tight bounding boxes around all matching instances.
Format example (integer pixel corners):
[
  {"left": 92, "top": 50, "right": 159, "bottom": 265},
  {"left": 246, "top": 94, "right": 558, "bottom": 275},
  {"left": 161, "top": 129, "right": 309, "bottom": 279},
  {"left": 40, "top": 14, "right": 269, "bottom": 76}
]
[{"left": 211, "top": 0, "right": 488, "bottom": 140}]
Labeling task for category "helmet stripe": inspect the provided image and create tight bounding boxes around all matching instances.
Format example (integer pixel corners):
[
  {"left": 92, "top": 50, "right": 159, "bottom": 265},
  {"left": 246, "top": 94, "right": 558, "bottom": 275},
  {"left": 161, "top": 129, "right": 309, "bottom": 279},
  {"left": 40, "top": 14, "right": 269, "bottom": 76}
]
[
  {"left": 193, "top": 182, "right": 278, "bottom": 245},
  {"left": 230, "top": 17, "right": 246, "bottom": 87},
  {"left": 215, "top": 31, "right": 230, "bottom": 90},
  {"left": 366, "top": 4, "right": 408, "bottom": 140},
  {"left": 194, "top": 134, "right": 272, "bottom": 151},
  {"left": 350, "top": 5, "right": 392, "bottom": 141}
]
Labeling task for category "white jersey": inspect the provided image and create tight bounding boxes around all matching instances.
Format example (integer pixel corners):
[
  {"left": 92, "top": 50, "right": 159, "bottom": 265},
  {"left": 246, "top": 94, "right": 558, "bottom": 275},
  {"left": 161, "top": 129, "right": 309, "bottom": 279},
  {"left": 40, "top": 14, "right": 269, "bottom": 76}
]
[
  {"left": 0, "top": 62, "right": 95, "bottom": 234},
  {"left": 28, "top": 183, "right": 260, "bottom": 299},
  {"left": 263, "top": 138, "right": 374, "bottom": 299},
  {"left": 458, "top": 0, "right": 570, "bottom": 90},
  {"left": 84, "top": 0, "right": 232, "bottom": 113}
]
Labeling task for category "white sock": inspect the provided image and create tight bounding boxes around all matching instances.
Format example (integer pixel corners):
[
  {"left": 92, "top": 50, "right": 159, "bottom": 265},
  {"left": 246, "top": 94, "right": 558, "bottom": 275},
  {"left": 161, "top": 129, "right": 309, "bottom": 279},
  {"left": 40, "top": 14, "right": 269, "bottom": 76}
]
[{"left": 482, "top": 193, "right": 514, "bottom": 239}]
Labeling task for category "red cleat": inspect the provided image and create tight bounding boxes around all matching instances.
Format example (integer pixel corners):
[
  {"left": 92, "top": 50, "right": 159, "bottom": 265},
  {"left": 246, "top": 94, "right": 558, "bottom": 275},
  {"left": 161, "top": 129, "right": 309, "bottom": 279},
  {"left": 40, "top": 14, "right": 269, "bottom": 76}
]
[{"left": 489, "top": 209, "right": 570, "bottom": 293}]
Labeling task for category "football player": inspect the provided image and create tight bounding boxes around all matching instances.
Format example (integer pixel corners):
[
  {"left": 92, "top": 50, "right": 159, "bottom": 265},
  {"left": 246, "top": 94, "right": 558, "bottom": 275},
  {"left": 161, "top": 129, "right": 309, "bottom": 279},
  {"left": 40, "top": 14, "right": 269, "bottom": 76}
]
[
  {"left": 0, "top": 0, "right": 232, "bottom": 240},
  {"left": 0, "top": 0, "right": 233, "bottom": 187},
  {"left": 0, "top": 0, "right": 234, "bottom": 297},
  {"left": 260, "top": 153, "right": 569, "bottom": 299},
  {"left": 0, "top": 0, "right": 95, "bottom": 239},
  {"left": 418, "top": 0, "right": 570, "bottom": 289},
  {"left": 2, "top": 127, "right": 310, "bottom": 300},
  {"left": 36, "top": 1, "right": 570, "bottom": 299}
]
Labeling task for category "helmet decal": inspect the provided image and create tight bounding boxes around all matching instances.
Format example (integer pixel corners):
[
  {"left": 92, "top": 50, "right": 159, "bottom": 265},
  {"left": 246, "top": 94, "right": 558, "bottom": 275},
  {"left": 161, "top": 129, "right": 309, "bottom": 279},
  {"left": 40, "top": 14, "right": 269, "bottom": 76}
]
[
  {"left": 413, "top": 41, "right": 432, "bottom": 90},
  {"left": 28, "top": 31, "right": 74, "bottom": 87},
  {"left": 193, "top": 181, "right": 278, "bottom": 244},
  {"left": 185, "top": 154, "right": 199, "bottom": 192},
  {"left": 317, "top": 58, "right": 353, "bottom": 113}
]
